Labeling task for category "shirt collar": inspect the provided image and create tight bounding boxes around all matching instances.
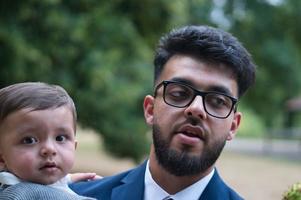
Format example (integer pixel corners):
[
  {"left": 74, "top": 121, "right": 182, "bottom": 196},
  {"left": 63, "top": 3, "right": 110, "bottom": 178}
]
[
  {"left": 0, "top": 171, "right": 75, "bottom": 194},
  {"left": 144, "top": 160, "right": 214, "bottom": 200},
  {"left": 0, "top": 171, "right": 22, "bottom": 185}
]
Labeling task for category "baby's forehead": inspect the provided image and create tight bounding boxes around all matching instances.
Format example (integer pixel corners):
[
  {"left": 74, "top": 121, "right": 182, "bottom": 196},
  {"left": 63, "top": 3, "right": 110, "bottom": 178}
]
[
  {"left": 1, "top": 105, "right": 75, "bottom": 124},
  {"left": 0, "top": 106, "right": 76, "bottom": 134}
]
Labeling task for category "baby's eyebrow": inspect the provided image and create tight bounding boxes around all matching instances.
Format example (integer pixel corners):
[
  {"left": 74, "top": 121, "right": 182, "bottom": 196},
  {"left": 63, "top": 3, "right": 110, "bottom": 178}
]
[
  {"left": 16, "top": 125, "right": 37, "bottom": 134},
  {"left": 55, "top": 126, "right": 75, "bottom": 135}
]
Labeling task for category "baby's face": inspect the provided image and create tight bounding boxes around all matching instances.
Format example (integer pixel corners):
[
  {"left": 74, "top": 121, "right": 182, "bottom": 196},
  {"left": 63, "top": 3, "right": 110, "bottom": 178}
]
[{"left": 0, "top": 106, "right": 76, "bottom": 185}]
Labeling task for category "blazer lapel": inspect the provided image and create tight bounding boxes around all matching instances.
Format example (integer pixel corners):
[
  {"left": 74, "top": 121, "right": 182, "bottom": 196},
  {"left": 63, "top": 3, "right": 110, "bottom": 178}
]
[
  {"left": 199, "top": 169, "right": 229, "bottom": 200},
  {"left": 111, "top": 161, "right": 147, "bottom": 200}
]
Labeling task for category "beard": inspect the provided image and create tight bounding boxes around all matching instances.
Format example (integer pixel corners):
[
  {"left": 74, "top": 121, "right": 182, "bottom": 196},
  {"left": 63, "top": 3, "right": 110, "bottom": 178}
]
[{"left": 152, "top": 124, "right": 226, "bottom": 176}]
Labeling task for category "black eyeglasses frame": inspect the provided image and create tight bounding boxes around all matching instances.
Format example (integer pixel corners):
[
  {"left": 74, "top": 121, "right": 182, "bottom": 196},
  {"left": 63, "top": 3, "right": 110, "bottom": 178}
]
[{"left": 154, "top": 80, "right": 238, "bottom": 119}]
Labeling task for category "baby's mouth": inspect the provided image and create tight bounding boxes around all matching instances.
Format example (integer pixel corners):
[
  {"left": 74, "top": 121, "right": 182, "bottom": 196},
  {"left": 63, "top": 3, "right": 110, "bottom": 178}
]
[{"left": 39, "top": 162, "right": 58, "bottom": 171}]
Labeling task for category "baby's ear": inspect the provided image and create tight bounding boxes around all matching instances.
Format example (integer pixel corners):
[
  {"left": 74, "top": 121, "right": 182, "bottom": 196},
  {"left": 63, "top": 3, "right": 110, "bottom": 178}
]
[
  {"left": 75, "top": 140, "right": 78, "bottom": 150},
  {"left": 0, "top": 154, "right": 6, "bottom": 171}
]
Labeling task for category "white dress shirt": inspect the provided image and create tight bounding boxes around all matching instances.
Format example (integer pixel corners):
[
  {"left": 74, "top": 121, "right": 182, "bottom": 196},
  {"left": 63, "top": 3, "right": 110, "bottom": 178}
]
[{"left": 144, "top": 160, "right": 214, "bottom": 200}]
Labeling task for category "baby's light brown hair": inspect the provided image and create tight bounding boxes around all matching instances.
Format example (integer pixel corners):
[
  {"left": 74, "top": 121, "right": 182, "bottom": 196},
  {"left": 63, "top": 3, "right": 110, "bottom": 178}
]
[{"left": 0, "top": 82, "right": 77, "bottom": 132}]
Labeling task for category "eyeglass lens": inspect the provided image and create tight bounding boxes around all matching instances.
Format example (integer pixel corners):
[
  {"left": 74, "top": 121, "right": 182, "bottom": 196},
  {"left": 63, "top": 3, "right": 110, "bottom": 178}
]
[{"left": 163, "top": 82, "right": 234, "bottom": 118}]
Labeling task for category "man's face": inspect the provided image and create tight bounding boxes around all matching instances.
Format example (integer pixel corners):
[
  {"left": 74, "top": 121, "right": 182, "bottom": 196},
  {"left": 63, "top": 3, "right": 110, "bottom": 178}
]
[
  {"left": 144, "top": 54, "right": 241, "bottom": 176},
  {"left": 0, "top": 106, "right": 77, "bottom": 184}
]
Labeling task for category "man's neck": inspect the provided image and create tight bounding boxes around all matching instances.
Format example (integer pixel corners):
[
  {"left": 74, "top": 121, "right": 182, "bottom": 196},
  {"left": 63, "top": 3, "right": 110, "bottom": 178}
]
[{"left": 148, "top": 148, "right": 214, "bottom": 194}]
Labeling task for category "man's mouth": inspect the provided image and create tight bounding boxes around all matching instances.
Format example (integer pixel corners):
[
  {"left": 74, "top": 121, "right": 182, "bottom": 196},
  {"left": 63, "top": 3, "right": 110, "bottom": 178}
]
[
  {"left": 174, "top": 125, "right": 206, "bottom": 146},
  {"left": 181, "top": 131, "right": 201, "bottom": 139},
  {"left": 177, "top": 125, "right": 205, "bottom": 140}
]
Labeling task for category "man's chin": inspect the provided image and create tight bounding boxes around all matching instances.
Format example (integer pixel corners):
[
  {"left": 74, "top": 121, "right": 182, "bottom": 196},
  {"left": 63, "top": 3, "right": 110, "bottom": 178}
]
[
  {"left": 157, "top": 149, "right": 201, "bottom": 176},
  {"left": 170, "top": 145, "right": 204, "bottom": 158}
]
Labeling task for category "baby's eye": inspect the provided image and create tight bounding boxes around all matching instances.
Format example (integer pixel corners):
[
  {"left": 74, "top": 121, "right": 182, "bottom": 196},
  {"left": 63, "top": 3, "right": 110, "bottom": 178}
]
[
  {"left": 56, "top": 135, "right": 67, "bottom": 142},
  {"left": 22, "top": 137, "right": 38, "bottom": 145}
]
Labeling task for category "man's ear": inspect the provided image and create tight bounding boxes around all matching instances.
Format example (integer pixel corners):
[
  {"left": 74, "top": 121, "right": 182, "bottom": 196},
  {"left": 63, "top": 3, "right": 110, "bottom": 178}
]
[
  {"left": 143, "top": 95, "right": 155, "bottom": 126},
  {"left": 227, "top": 112, "right": 241, "bottom": 141}
]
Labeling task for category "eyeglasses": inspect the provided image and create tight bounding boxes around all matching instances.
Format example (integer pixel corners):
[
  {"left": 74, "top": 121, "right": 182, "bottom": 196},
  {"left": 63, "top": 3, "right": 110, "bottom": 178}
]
[{"left": 154, "top": 80, "right": 238, "bottom": 119}]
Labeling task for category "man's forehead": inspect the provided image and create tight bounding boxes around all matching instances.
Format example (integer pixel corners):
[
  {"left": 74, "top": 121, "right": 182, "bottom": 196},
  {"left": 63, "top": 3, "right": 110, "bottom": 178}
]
[{"left": 158, "top": 55, "right": 239, "bottom": 97}]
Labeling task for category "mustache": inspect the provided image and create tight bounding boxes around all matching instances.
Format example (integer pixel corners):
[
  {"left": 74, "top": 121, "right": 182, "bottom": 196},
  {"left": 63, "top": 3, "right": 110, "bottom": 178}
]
[
  {"left": 176, "top": 116, "right": 204, "bottom": 129},
  {"left": 187, "top": 116, "right": 201, "bottom": 126}
]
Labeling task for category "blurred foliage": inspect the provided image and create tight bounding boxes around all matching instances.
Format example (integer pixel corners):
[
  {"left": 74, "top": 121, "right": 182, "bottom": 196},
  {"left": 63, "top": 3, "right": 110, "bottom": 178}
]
[
  {"left": 0, "top": 0, "right": 163, "bottom": 161},
  {"left": 237, "top": 106, "right": 267, "bottom": 138},
  {"left": 283, "top": 182, "right": 301, "bottom": 200},
  {"left": 1, "top": 0, "right": 301, "bottom": 160},
  {"left": 222, "top": 0, "right": 301, "bottom": 127}
]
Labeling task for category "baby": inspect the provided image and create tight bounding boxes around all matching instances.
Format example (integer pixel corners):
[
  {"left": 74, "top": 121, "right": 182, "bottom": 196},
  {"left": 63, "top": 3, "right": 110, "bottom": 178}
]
[{"left": 0, "top": 82, "right": 97, "bottom": 199}]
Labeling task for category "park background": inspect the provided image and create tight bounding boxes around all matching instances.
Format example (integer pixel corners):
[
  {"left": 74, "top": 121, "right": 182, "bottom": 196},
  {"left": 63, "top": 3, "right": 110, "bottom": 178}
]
[{"left": 1, "top": 0, "right": 301, "bottom": 199}]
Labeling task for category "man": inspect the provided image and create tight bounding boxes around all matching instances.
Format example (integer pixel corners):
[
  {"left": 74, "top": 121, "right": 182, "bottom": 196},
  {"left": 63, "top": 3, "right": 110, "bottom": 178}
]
[{"left": 70, "top": 25, "right": 256, "bottom": 200}]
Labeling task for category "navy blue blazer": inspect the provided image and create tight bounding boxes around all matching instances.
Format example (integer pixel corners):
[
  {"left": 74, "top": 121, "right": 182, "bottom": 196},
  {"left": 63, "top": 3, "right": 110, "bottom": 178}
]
[{"left": 70, "top": 161, "right": 243, "bottom": 200}]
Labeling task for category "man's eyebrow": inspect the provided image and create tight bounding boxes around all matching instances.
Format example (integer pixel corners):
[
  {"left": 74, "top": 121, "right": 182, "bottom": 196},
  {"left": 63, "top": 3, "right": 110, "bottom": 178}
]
[
  {"left": 168, "top": 77, "right": 235, "bottom": 97},
  {"left": 207, "top": 86, "right": 233, "bottom": 96},
  {"left": 169, "top": 77, "right": 193, "bottom": 85}
]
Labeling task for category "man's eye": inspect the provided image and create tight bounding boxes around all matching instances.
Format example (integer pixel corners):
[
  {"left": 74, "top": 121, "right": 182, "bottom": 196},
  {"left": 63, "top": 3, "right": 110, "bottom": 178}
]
[
  {"left": 212, "top": 97, "right": 226, "bottom": 106},
  {"left": 56, "top": 135, "right": 67, "bottom": 142},
  {"left": 22, "top": 137, "right": 38, "bottom": 144},
  {"left": 207, "top": 95, "right": 231, "bottom": 108},
  {"left": 168, "top": 87, "right": 191, "bottom": 98},
  {"left": 170, "top": 90, "right": 189, "bottom": 97}
]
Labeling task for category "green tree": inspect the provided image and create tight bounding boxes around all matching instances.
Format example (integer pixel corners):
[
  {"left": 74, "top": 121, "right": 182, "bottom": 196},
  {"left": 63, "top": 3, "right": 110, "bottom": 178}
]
[
  {"left": 0, "top": 0, "right": 174, "bottom": 161},
  {"left": 224, "top": 0, "right": 301, "bottom": 127},
  {"left": 1, "top": 0, "right": 300, "bottom": 160},
  {"left": 187, "top": 0, "right": 301, "bottom": 128}
]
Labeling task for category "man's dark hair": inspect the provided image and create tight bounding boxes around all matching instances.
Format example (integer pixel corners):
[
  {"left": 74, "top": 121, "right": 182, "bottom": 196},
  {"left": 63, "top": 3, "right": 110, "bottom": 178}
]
[
  {"left": 154, "top": 25, "right": 256, "bottom": 97},
  {"left": 0, "top": 82, "right": 77, "bottom": 130}
]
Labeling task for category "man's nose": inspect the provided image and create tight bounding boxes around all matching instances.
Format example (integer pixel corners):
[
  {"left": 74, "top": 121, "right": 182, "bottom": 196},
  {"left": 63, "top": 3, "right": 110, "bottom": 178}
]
[{"left": 184, "top": 95, "right": 207, "bottom": 120}]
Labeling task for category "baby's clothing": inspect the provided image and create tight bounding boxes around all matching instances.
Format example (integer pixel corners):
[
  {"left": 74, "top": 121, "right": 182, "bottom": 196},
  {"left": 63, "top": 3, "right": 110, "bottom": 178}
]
[{"left": 0, "top": 172, "right": 96, "bottom": 200}]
